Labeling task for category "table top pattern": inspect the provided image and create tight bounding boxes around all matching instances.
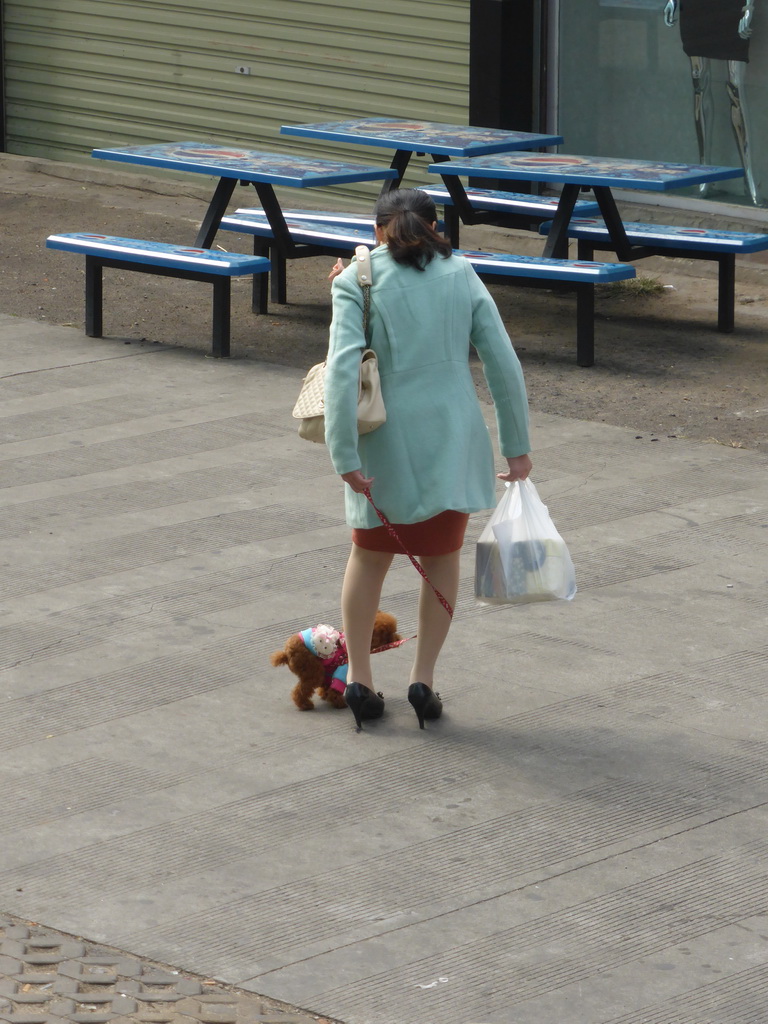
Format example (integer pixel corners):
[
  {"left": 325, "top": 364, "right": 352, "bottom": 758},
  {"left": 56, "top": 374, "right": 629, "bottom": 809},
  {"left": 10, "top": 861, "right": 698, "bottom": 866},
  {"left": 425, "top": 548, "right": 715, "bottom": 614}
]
[
  {"left": 92, "top": 142, "right": 398, "bottom": 187},
  {"left": 281, "top": 117, "right": 562, "bottom": 155},
  {"left": 431, "top": 152, "right": 744, "bottom": 190}
]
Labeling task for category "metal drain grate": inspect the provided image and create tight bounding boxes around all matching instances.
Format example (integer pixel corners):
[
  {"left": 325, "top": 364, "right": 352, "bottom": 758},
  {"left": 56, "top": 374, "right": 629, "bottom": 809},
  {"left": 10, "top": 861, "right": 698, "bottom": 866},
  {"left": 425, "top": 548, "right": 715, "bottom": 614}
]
[{"left": 0, "top": 914, "right": 335, "bottom": 1024}]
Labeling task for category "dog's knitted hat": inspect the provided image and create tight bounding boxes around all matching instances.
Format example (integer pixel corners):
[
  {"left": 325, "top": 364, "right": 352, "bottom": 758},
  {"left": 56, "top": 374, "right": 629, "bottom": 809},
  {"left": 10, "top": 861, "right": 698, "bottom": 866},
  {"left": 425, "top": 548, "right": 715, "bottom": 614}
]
[{"left": 300, "top": 624, "right": 342, "bottom": 659}]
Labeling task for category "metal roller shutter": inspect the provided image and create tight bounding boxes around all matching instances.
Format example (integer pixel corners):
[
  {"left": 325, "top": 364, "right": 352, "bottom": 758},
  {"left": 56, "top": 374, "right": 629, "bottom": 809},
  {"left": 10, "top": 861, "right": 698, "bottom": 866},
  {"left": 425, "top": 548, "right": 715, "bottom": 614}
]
[{"left": 2, "top": 0, "right": 470, "bottom": 198}]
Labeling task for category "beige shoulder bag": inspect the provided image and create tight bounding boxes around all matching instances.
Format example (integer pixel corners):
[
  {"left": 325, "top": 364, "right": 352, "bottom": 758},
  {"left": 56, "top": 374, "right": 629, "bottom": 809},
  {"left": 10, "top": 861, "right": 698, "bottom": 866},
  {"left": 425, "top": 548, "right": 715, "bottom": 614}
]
[{"left": 292, "top": 245, "right": 386, "bottom": 444}]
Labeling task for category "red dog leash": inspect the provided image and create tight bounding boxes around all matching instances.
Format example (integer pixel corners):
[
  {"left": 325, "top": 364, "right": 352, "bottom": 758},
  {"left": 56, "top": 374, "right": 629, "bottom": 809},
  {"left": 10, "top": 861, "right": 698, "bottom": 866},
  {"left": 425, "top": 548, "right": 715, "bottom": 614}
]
[{"left": 363, "top": 487, "right": 455, "bottom": 621}]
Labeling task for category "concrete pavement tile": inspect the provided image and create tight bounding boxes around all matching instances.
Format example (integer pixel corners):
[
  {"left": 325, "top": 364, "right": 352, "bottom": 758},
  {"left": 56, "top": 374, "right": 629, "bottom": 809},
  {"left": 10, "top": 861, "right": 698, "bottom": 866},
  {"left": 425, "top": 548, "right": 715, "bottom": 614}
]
[
  {"left": 246, "top": 834, "right": 768, "bottom": 1021},
  {"left": 0, "top": 438, "right": 318, "bottom": 516},
  {"left": 0, "top": 328, "right": 159, "bottom": 375}
]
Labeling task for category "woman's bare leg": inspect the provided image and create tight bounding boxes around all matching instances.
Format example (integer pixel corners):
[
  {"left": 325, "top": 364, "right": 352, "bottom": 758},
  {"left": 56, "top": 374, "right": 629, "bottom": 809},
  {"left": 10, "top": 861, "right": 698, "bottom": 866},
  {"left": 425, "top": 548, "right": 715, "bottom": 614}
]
[
  {"left": 409, "top": 549, "right": 461, "bottom": 687},
  {"left": 341, "top": 544, "right": 394, "bottom": 689}
]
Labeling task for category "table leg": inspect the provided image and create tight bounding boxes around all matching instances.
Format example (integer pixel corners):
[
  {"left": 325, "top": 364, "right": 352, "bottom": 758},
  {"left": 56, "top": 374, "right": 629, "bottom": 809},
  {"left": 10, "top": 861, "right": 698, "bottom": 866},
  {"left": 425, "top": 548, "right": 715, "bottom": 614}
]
[
  {"left": 444, "top": 207, "right": 461, "bottom": 248},
  {"left": 211, "top": 277, "right": 231, "bottom": 358},
  {"left": 252, "top": 238, "right": 269, "bottom": 314},
  {"left": 541, "top": 184, "right": 580, "bottom": 260},
  {"left": 575, "top": 283, "right": 595, "bottom": 368},
  {"left": 253, "top": 182, "right": 296, "bottom": 254},
  {"left": 195, "top": 177, "right": 238, "bottom": 248},
  {"left": 251, "top": 182, "right": 294, "bottom": 305},
  {"left": 85, "top": 257, "right": 103, "bottom": 338},
  {"left": 591, "top": 186, "right": 634, "bottom": 262},
  {"left": 717, "top": 253, "right": 736, "bottom": 332},
  {"left": 426, "top": 154, "right": 459, "bottom": 245},
  {"left": 271, "top": 246, "right": 287, "bottom": 305},
  {"left": 380, "top": 149, "right": 411, "bottom": 194},
  {"left": 439, "top": 174, "right": 477, "bottom": 248}
]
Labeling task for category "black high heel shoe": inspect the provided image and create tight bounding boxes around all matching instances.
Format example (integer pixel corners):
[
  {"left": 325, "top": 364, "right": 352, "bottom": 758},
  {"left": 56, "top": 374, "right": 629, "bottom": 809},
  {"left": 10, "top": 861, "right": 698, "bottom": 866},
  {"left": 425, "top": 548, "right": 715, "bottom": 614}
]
[
  {"left": 408, "top": 683, "right": 443, "bottom": 730},
  {"left": 345, "top": 682, "right": 385, "bottom": 732}
]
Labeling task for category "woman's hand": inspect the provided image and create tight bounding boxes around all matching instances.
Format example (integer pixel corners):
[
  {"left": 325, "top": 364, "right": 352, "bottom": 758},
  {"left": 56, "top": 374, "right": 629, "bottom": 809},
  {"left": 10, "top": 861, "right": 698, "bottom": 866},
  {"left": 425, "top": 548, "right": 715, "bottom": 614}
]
[
  {"left": 328, "top": 258, "right": 346, "bottom": 282},
  {"left": 497, "top": 454, "right": 532, "bottom": 482},
  {"left": 341, "top": 469, "right": 374, "bottom": 493},
  {"left": 739, "top": 1, "right": 754, "bottom": 39}
]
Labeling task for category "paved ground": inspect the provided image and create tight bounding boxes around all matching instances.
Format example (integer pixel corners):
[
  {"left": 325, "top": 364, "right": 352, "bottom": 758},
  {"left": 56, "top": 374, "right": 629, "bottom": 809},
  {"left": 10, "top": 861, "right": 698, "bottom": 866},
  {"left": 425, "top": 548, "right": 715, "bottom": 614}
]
[{"left": 1, "top": 307, "right": 767, "bottom": 1024}]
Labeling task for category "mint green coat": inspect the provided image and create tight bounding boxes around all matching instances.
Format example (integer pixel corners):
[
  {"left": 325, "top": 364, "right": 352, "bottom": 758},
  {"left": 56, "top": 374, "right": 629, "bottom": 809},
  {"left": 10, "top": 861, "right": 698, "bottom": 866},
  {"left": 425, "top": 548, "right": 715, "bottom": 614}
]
[{"left": 324, "top": 245, "right": 530, "bottom": 530}]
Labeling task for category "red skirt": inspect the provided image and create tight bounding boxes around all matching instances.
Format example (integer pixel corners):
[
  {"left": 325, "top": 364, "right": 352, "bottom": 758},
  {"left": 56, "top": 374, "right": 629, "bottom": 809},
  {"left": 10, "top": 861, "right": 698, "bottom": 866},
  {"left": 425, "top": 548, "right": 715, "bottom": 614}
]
[{"left": 353, "top": 510, "right": 469, "bottom": 556}]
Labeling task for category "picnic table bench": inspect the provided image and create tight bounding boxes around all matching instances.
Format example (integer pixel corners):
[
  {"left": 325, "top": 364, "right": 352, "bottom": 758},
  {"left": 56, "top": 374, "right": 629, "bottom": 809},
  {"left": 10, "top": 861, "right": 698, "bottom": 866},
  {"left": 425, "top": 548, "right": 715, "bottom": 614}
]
[
  {"left": 540, "top": 218, "right": 768, "bottom": 332},
  {"left": 458, "top": 250, "right": 636, "bottom": 367},
  {"left": 45, "top": 233, "right": 270, "bottom": 357}
]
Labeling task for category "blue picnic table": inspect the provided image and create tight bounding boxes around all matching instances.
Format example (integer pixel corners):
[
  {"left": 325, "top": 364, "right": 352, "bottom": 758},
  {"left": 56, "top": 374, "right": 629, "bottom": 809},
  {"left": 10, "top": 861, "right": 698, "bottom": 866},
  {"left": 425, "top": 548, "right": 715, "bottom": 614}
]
[
  {"left": 92, "top": 141, "right": 399, "bottom": 249},
  {"left": 431, "top": 150, "right": 766, "bottom": 346},
  {"left": 280, "top": 117, "right": 562, "bottom": 192},
  {"left": 430, "top": 151, "right": 744, "bottom": 259}
]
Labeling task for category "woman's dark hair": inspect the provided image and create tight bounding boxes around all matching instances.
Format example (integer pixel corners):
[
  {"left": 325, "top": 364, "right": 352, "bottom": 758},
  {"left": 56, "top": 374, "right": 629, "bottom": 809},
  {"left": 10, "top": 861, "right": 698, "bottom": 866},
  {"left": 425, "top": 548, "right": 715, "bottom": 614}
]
[{"left": 373, "top": 188, "right": 453, "bottom": 270}]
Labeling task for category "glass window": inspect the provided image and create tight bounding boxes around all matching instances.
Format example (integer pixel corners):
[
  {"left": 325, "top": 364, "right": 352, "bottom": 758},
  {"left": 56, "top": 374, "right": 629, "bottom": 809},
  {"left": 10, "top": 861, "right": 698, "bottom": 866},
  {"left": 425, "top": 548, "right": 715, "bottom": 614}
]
[{"left": 556, "top": 0, "right": 766, "bottom": 208}]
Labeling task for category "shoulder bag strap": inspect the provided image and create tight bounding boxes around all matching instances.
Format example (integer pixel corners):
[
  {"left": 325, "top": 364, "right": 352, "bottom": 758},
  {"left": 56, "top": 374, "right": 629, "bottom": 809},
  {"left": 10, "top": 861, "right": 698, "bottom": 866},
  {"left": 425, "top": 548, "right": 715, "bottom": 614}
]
[{"left": 355, "top": 245, "right": 372, "bottom": 333}]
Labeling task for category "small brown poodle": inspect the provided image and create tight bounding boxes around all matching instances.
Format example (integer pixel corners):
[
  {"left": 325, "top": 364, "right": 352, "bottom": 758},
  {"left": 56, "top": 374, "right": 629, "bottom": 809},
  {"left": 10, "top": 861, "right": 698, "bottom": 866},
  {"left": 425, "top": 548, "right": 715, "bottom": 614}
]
[{"left": 271, "top": 611, "right": 401, "bottom": 711}]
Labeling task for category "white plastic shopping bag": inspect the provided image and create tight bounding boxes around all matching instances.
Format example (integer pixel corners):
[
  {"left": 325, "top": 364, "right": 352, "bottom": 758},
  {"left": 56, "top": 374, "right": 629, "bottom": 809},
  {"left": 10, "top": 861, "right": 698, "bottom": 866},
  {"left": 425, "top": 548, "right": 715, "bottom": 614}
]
[{"left": 475, "top": 479, "right": 577, "bottom": 605}]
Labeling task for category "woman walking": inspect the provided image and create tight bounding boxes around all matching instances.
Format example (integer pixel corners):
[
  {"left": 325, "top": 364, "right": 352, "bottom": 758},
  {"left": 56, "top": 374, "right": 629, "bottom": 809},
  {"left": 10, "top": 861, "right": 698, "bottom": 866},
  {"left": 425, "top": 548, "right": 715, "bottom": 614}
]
[{"left": 324, "top": 189, "right": 532, "bottom": 730}]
